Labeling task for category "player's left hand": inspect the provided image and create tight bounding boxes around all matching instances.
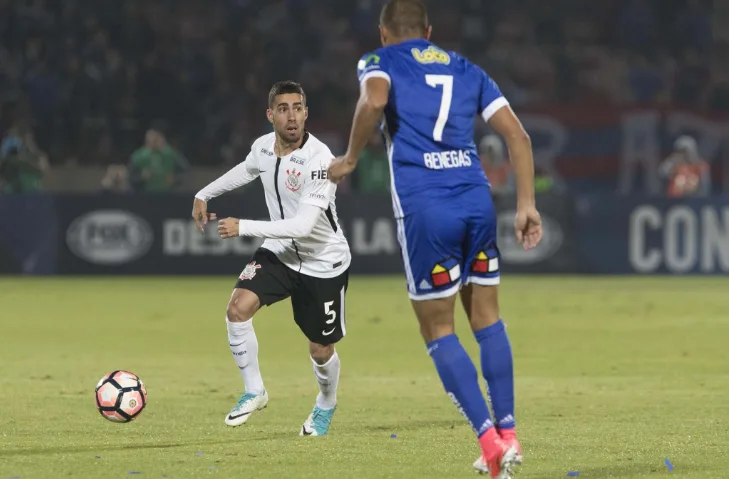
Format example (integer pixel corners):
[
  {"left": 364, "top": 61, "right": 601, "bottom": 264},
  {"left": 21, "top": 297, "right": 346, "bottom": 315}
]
[
  {"left": 217, "top": 218, "right": 240, "bottom": 239},
  {"left": 515, "top": 206, "right": 543, "bottom": 250},
  {"left": 327, "top": 155, "right": 357, "bottom": 184}
]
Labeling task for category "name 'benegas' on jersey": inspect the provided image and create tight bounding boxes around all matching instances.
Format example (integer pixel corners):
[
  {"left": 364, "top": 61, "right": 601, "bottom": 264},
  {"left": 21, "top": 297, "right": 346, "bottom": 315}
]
[{"left": 423, "top": 150, "right": 472, "bottom": 170}]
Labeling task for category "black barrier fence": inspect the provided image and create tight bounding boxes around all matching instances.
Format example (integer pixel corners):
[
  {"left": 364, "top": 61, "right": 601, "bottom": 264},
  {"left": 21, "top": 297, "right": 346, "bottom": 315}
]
[{"left": 0, "top": 188, "right": 578, "bottom": 275}]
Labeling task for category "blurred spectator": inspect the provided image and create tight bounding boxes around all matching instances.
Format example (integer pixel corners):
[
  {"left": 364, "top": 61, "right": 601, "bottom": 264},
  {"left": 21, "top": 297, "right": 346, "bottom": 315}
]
[
  {"left": 128, "top": 126, "right": 188, "bottom": 192},
  {"left": 100, "top": 164, "right": 130, "bottom": 193},
  {"left": 479, "top": 134, "right": 514, "bottom": 196},
  {"left": 0, "top": 126, "right": 50, "bottom": 193},
  {"left": 659, "top": 135, "right": 711, "bottom": 197},
  {"left": 0, "top": 0, "right": 725, "bottom": 192},
  {"left": 354, "top": 132, "right": 389, "bottom": 194}
]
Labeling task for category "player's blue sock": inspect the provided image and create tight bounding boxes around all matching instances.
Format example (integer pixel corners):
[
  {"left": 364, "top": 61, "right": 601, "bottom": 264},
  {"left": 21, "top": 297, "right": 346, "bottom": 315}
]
[
  {"left": 427, "top": 334, "right": 493, "bottom": 437},
  {"left": 475, "top": 319, "right": 515, "bottom": 429}
]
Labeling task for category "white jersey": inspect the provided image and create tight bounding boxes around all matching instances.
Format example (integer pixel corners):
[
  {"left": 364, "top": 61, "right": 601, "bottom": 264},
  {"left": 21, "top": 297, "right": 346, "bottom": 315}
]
[{"left": 239, "top": 132, "right": 350, "bottom": 278}]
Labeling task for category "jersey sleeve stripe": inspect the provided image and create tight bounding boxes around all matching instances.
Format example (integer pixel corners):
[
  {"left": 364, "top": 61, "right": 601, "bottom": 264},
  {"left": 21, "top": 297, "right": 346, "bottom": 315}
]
[
  {"left": 480, "top": 97, "right": 509, "bottom": 123},
  {"left": 360, "top": 70, "right": 391, "bottom": 87}
]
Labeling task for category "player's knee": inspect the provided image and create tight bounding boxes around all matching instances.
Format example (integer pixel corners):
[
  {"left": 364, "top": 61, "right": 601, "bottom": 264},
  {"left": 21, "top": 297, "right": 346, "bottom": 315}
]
[
  {"left": 419, "top": 320, "right": 454, "bottom": 343},
  {"left": 309, "top": 342, "right": 334, "bottom": 365},
  {"left": 415, "top": 309, "right": 456, "bottom": 342},
  {"left": 469, "top": 310, "right": 499, "bottom": 332},
  {"left": 227, "top": 289, "right": 260, "bottom": 322},
  {"left": 463, "top": 284, "right": 500, "bottom": 330},
  {"left": 412, "top": 297, "right": 456, "bottom": 343}
]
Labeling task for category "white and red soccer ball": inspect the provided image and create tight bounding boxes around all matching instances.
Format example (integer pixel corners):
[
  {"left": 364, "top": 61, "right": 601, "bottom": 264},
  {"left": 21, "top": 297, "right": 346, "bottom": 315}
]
[{"left": 95, "top": 370, "right": 147, "bottom": 423}]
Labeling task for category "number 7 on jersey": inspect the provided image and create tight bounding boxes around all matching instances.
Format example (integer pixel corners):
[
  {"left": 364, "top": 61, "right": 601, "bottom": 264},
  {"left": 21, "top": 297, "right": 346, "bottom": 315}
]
[{"left": 425, "top": 74, "right": 453, "bottom": 142}]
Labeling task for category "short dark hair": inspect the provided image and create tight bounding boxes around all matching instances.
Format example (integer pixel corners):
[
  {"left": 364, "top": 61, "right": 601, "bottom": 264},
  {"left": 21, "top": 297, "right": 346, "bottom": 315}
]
[
  {"left": 380, "top": 0, "right": 429, "bottom": 38},
  {"left": 268, "top": 81, "right": 306, "bottom": 108}
]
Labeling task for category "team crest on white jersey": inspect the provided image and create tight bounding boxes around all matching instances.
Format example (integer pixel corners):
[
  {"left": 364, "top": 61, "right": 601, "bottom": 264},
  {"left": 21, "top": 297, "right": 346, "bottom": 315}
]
[
  {"left": 239, "top": 261, "right": 261, "bottom": 280},
  {"left": 285, "top": 169, "right": 302, "bottom": 191}
]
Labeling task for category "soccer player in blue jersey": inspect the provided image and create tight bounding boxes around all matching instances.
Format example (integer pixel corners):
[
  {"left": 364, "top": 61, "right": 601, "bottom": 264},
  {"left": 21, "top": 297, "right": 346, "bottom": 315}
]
[{"left": 328, "top": 1, "right": 542, "bottom": 477}]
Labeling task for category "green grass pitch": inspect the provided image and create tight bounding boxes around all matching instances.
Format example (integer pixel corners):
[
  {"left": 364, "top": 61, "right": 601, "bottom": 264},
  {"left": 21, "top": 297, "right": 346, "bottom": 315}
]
[{"left": 1, "top": 276, "right": 728, "bottom": 478}]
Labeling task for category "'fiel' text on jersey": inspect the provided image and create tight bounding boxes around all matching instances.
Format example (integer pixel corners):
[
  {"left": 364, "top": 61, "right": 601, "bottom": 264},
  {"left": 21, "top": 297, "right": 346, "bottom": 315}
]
[
  {"left": 423, "top": 150, "right": 473, "bottom": 170},
  {"left": 311, "top": 169, "right": 327, "bottom": 180}
]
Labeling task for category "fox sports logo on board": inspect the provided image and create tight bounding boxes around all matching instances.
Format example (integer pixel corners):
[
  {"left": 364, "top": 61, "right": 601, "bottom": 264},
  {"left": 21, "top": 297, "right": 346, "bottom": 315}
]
[{"left": 66, "top": 210, "right": 153, "bottom": 265}]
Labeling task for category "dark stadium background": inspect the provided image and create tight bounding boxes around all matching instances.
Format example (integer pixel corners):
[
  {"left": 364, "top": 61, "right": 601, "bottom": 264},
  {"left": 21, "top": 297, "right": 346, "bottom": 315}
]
[
  {"left": 1, "top": 0, "right": 727, "bottom": 276},
  {"left": 1, "top": 2, "right": 728, "bottom": 479}
]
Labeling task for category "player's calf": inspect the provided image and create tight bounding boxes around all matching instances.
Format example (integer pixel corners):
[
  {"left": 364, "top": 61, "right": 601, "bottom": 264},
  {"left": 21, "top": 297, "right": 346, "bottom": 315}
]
[
  {"left": 462, "top": 283, "right": 521, "bottom": 471},
  {"left": 224, "top": 288, "right": 267, "bottom": 426},
  {"left": 411, "top": 294, "right": 507, "bottom": 461},
  {"left": 310, "top": 343, "right": 338, "bottom": 411},
  {"left": 301, "top": 341, "right": 340, "bottom": 436},
  {"left": 310, "top": 342, "right": 335, "bottom": 365}
]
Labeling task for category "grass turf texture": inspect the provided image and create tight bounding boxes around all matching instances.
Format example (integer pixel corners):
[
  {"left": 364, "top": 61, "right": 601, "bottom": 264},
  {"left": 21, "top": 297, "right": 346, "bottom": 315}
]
[{"left": 1, "top": 276, "right": 728, "bottom": 478}]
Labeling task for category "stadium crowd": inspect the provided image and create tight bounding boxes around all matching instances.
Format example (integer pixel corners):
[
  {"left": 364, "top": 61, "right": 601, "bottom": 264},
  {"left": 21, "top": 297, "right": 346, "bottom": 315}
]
[{"left": 0, "top": 0, "right": 723, "bottom": 194}]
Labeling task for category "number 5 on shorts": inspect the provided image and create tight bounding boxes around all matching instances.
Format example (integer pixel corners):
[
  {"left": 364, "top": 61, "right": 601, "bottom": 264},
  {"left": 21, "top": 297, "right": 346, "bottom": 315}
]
[
  {"left": 322, "top": 301, "right": 337, "bottom": 336},
  {"left": 324, "top": 301, "right": 336, "bottom": 324}
]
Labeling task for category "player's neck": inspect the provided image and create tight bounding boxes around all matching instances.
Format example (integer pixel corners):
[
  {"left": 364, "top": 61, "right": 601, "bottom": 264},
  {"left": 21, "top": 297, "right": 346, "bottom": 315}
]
[
  {"left": 274, "top": 135, "right": 303, "bottom": 157},
  {"left": 386, "top": 34, "right": 427, "bottom": 45}
]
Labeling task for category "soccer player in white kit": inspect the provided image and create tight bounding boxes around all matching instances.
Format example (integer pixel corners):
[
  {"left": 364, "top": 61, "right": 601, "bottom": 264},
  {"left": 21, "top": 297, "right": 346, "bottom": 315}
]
[{"left": 192, "top": 81, "right": 351, "bottom": 436}]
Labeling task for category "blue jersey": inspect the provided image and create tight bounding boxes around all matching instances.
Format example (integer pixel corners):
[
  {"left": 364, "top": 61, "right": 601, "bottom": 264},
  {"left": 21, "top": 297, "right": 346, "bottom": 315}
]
[
  {"left": 357, "top": 38, "right": 508, "bottom": 218},
  {"left": 356, "top": 39, "right": 507, "bottom": 300}
]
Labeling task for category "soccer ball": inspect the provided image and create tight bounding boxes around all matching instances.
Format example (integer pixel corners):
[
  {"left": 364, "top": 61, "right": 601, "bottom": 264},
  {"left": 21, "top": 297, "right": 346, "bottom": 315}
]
[{"left": 95, "top": 370, "right": 147, "bottom": 423}]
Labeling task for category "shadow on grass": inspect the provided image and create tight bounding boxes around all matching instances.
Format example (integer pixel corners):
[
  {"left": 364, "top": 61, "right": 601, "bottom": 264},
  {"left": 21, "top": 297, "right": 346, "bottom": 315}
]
[
  {"left": 3, "top": 419, "right": 467, "bottom": 458},
  {"left": 528, "top": 462, "right": 678, "bottom": 478},
  {"left": 357, "top": 419, "right": 459, "bottom": 433},
  {"left": 0, "top": 433, "right": 293, "bottom": 458}
]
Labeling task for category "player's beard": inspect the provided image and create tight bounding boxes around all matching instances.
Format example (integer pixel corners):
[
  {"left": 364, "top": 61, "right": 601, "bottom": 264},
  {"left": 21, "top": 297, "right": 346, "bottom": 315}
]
[{"left": 277, "top": 123, "right": 303, "bottom": 146}]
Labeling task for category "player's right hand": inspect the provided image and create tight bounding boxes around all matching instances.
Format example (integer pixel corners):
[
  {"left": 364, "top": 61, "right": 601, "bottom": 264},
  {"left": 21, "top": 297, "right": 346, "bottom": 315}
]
[
  {"left": 327, "top": 155, "right": 357, "bottom": 184},
  {"left": 514, "top": 206, "right": 542, "bottom": 250},
  {"left": 192, "top": 197, "right": 217, "bottom": 233}
]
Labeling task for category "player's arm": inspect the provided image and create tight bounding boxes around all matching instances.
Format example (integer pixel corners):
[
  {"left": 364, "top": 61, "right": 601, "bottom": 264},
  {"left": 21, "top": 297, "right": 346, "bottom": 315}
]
[
  {"left": 328, "top": 53, "right": 390, "bottom": 182},
  {"left": 488, "top": 107, "right": 534, "bottom": 210},
  {"left": 478, "top": 68, "right": 542, "bottom": 249},
  {"left": 218, "top": 150, "right": 335, "bottom": 240},
  {"left": 195, "top": 151, "right": 260, "bottom": 201},
  {"left": 488, "top": 107, "right": 542, "bottom": 248},
  {"left": 489, "top": 108, "right": 543, "bottom": 248},
  {"left": 218, "top": 203, "right": 322, "bottom": 240},
  {"left": 344, "top": 77, "right": 390, "bottom": 163},
  {"left": 192, "top": 150, "right": 260, "bottom": 232}
]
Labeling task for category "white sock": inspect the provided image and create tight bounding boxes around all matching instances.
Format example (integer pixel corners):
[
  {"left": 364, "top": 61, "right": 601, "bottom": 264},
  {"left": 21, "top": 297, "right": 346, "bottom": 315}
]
[
  {"left": 226, "top": 318, "right": 264, "bottom": 395},
  {"left": 312, "top": 351, "right": 340, "bottom": 410}
]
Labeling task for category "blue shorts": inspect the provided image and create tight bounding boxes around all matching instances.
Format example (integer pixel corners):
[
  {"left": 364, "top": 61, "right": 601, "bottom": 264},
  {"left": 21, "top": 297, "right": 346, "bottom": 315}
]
[{"left": 396, "top": 186, "right": 500, "bottom": 300}]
